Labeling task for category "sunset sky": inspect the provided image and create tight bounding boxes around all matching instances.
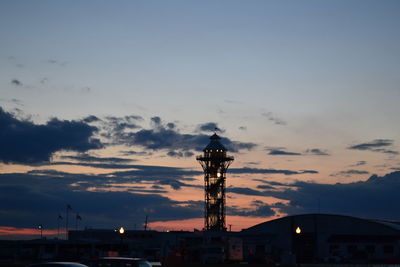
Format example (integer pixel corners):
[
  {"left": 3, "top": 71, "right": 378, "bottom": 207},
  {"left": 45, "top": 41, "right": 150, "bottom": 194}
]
[{"left": 1, "top": 0, "right": 400, "bottom": 239}]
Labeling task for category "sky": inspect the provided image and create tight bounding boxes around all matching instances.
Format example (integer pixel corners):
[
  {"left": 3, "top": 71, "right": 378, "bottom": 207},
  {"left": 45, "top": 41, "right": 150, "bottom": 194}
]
[{"left": 1, "top": 0, "right": 400, "bottom": 239}]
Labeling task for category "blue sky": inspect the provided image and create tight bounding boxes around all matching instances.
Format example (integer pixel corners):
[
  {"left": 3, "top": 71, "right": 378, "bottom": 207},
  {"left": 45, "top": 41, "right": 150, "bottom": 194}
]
[{"left": 1, "top": 0, "right": 400, "bottom": 238}]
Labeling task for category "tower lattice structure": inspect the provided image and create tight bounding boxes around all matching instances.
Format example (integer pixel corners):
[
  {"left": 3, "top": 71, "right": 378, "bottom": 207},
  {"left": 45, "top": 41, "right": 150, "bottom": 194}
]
[{"left": 197, "top": 133, "right": 234, "bottom": 231}]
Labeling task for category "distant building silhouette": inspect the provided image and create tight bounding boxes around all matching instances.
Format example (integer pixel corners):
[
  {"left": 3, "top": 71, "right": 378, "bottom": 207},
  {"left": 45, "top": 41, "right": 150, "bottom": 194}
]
[{"left": 197, "top": 133, "right": 234, "bottom": 231}]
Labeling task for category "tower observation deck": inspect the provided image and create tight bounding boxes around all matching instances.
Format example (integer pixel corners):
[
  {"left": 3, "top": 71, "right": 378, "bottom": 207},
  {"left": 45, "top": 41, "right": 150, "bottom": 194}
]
[{"left": 197, "top": 133, "right": 234, "bottom": 231}]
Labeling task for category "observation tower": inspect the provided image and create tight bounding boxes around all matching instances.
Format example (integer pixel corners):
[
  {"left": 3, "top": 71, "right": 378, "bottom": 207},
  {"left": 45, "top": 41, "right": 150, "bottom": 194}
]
[{"left": 197, "top": 133, "right": 234, "bottom": 231}]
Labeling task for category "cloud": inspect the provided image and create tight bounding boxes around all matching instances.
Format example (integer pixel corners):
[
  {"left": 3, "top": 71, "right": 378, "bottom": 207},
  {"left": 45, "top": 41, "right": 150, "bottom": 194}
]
[
  {"left": 267, "top": 149, "right": 301, "bottom": 156},
  {"left": 227, "top": 201, "right": 275, "bottom": 217},
  {"left": 120, "top": 150, "right": 152, "bottom": 156},
  {"left": 229, "top": 167, "right": 318, "bottom": 175},
  {"left": 330, "top": 169, "right": 370, "bottom": 177},
  {"left": 228, "top": 187, "right": 266, "bottom": 196},
  {"left": 261, "top": 112, "right": 287, "bottom": 125},
  {"left": 167, "top": 151, "right": 194, "bottom": 158},
  {"left": 0, "top": 172, "right": 202, "bottom": 229},
  {"left": 304, "top": 148, "right": 330, "bottom": 156},
  {"left": 271, "top": 171, "right": 400, "bottom": 219},
  {"left": 348, "top": 139, "right": 398, "bottom": 155},
  {"left": 243, "top": 161, "right": 260, "bottom": 165},
  {"left": 0, "top": 98, "right": 23, "bottom": 106},
  {"left": 95, "top": 114, "right": 143, "bottom": 142},
  {"left": 60, "top": 153, "right": 136, "bottom": 164},
  {"left": 48, "top": 162, "right": 202, "bottom": 190},
  {"left": 227, "top": 171, "right": 400, "bottom": 220},
  {"left": 83, "top": 115, "right": 101, "bottom": 123},
  {"left": 0, "top": 107, "right": 102, "bottom": 164},
  {"left": 114, "top": 117, "right": 256, "bottom": 153},
  {"left": 350, "top": 161, "right": 367, "bottom": 167},
  {"left": 266, "top": 147, "right": 329, "bottom": 156},
  {"left": 196, "top": 122, "right": 225, "bottom": 133},
  {"left": 44, "top": 59, "right": 67, "bottom": 66},
  {"left": 11, "top": 79, "right": 22, "bottom": 86}
]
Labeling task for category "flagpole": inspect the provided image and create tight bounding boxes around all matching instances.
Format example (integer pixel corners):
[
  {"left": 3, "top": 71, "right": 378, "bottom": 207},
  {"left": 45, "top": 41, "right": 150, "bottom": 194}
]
[
  {"left": 58, "top": 216, "right": 60, "bottom": 239},
  {"left": 66, "top": 205, "right": 68, "bottom": 240},
  {"left": 75, "top": 213, "right": 82, "bottom": 231},
  {"left": 66, "top": 204, "right": 72, "bottom": 240}
]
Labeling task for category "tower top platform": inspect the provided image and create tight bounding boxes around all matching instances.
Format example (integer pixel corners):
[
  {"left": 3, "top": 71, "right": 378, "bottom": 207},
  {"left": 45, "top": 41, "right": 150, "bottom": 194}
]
[{"left": 203, "top": 133, "right": 227, "bottom": 151}]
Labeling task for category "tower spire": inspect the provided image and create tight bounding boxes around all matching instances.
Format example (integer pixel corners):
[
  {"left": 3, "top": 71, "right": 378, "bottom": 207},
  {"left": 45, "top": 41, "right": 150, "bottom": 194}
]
[{"left": 197, "top": 133, "right": 234, "bottom": 231}]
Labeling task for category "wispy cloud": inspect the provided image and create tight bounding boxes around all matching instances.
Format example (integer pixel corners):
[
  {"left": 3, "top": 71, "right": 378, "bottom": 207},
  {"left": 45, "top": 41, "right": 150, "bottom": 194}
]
[
  {"left": 11, "top": 79, "right": 22, "bottom": 86},
  {"left": 304, "top": 148, "right": 330, "bottom": 156},
  {"left": 229, "top": 167, "right": 318, "bottom": 175},
  {"left": 348, "top": 139, "right": 398, "bottom": 155},
  {"left": 266, "top": 147, "right": 301, "bottom": 156},
  {"left": 261, "top": 112, "right": 287, "bottom": 126},
  {"left": 330, "top": 169, "right": 370, "bottom": 177},
  {"left": 44, "top": 59, "right": 67, "bottom": 67},
  {"left": 60, "top": 153, "right": 136, "bottom": 164},
  {"left": 167, "top": 151, "right": 194, "bottom": 158},
  {"left": 350, "top": 161, "right": 367, "bottom": 167}
]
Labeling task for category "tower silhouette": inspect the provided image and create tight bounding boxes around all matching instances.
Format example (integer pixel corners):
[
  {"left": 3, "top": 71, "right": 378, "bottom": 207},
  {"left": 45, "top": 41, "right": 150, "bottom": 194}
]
[{"left": 197, "top": 133, "right": 234, "bottom": 231}]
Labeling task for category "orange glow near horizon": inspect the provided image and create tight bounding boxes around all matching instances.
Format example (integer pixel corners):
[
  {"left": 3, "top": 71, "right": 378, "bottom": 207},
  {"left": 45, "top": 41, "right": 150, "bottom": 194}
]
[
  {"left": 0, "top": 226, "right": 61, "bottom": 238},
  {"left": 149, "top": 214, "right": 280, "bottom": 232}
]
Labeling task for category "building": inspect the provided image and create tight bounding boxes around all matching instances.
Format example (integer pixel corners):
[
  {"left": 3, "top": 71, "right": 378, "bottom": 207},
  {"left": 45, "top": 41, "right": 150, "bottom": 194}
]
[
  {"left": 241, "top": 213, "right": 400, "bottom": 264},
  {"left": 3, "top": 214, "right": 400, "bottom": 264}
]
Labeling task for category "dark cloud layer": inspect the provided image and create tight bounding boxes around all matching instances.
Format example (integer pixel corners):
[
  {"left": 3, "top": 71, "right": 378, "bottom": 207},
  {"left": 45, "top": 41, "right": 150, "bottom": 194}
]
[
  {"left": 1, "top": 163, "right": 400, "bottom": 230},
  {"left": 232, "top": 171, "right": 400, "bottom": 220},
  {"left": 0, "top": 107, "right": 102, "bottom": 164},
  {"left": 0, "top": 172, "right": 201, "bottom": 229},
  {"left": 114, "top": 117, "right": 256, "bottom": 153}
]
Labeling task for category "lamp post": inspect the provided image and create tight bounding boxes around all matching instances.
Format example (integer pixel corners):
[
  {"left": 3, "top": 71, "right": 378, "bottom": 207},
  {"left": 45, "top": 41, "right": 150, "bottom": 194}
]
[
  {"left": 38, "top": 224, "right": 43, "bottom": 239},
  {"left": 119, "top": 227, "right": 125, "bottom": 256}
]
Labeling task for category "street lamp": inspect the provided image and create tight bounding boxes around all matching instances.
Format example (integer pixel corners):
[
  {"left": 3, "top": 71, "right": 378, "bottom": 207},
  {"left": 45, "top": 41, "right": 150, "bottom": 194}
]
[
  {"left": 119, "top": 227, "right": 125, "bottom": 234},
  {"left": 38, "top": 224, "right": 43, "bottom": 239},
  {"left": 118, "top": 227, "right": 125, "bottom": 256},
  {"left": 295, "top": 226, "right": 301, "bottom": 234}
]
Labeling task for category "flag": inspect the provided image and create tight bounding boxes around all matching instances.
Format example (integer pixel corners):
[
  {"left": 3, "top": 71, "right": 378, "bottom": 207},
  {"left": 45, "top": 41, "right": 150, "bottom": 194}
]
[
  {"left": 76, "top": 213, "right": 82, "bottom": 220},
  {"left": 58, "top": 214, "right": 63, "bottom": 220}
]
